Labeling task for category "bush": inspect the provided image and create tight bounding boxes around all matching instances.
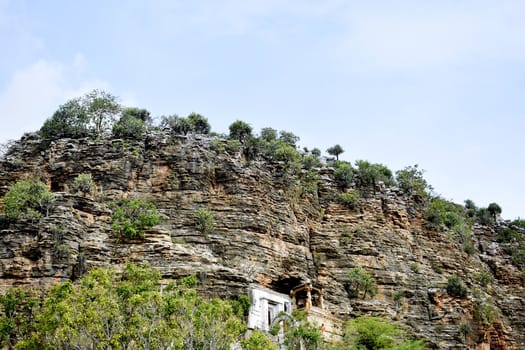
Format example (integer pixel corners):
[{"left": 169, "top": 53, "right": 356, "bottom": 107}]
[
  {"left": 195, "top": 209, "right": 214, "bottom": 236},
  {"left": 229, "top": 120, "right": 252, "bottom": 143},
  {"left": 2, "top": 179, "right": 55, "bottom": 220},
  {"left": 446, "top": 276, "right": 468, "bottom": 298},
  {"left": 395, "top": 165, "right": 431, "bottom": 198},
  {"left": 111, "top": 199, "right": 160, "bottom": 239},
  {"left": 112, "top": 115, "right": 146, "bottom": 139},
  {"left": 346, "top": 267, "right": 377, "bottom": 299},
  {"left": 71, "top": 173, "right": 95, "bottom": 196},
  {"left": 301, "top": 155, "right": 321, "bottom": 170},
  {"left": 355, "top": 160, "right": 394, "bottom": 194},
  {"left": 344, "top": 316, "right": 425, "bottom": 350},
  {"left": 333, "top": 161, "right": 353, "bottom": 188},
  {"left": 241, "top": 330, "right": 277, "bottom": 350},
  {"left": 337, "top": 192, "right": 360, "bottom": 209},
  {"left": 278, "top": 130, "right": 299, "bottom": 148}
]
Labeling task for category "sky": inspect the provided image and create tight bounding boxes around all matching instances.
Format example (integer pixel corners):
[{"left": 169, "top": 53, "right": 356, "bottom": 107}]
[{"left": 0, "top": 0, "right": 524, "bottom": 219}]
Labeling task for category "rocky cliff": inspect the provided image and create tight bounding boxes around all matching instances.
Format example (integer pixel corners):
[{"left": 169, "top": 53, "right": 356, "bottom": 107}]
[{"left": 0, "top": 131, "right": 523, "bottom": 349}]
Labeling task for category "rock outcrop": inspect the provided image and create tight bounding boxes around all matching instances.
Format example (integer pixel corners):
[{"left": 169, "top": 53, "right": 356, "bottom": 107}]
[{"left": 0, "top": 131, "right": 523, "bottom": 349}]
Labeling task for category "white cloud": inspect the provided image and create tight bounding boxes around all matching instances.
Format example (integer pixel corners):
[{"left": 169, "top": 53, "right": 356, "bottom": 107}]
[{"left": 0, "top": 56, "right": 110, "bottom": 143}]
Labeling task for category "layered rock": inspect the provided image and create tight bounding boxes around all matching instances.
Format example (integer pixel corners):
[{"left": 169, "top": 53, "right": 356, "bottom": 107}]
[{"left": 0, "top": 131, "right": 523, "bottom": 349}]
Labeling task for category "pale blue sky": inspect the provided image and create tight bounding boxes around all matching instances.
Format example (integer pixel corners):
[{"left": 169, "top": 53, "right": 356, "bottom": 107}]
[{"left": 1, "top": 1, "right": 524, "bottom": 219}]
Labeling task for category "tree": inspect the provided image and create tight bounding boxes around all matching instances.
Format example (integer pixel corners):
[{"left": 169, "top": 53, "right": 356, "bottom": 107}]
[
  {"left": 111, "top": 199, "right": 160, "bottom": 239},
  {"left": 355, "top": 160, "right": 394, "bottom": 194},
  {"left": 343, "top": 316, "right": 425, "bottom": 350},
  {"left": 16, "top": 264, "right": 248, "bottom": 350},
  {"left": 112, "top": 114, "right": 146, "bottom": 139},
  {"left": 260, "top": 127, "right": 277, "bottom": 142},
  {"left": 395, "top": 165, "right": 431, "bottom": 198},
  {"left": 346, "top": 267, "right": 377, "bottom": 299},
  {"left": 39, "top": 90, "right": 120, "bottom": 140},
  {"left": 487, "top": 203, "right": 502, "bottom": 221},
  {"left": 326, "top": 144, "right": 344, "bottom": 160},
  {"left": 187, "top": 113, "right": 211, "bottom": 134},
  {"left": 278, "top": 130, "right": 300, "bottom": 148},
  {"left": 311, "top": 148, "right": 321, "bottom": 158},
  {"left": 39, "top": 98, "right": 90, "bottom": 139},
  {"left": 161, "top": 114, "right": 192, "bottom": 135},
  {"left": 2, "top": 179, "right": 55, "bottom": 220},
  {"left": 229, "top": 120, "right": 253, "bottom": 143},
  {"left": 84, "top": 89, "right": 121, "bottom": 136},
  {"left": 121, "top": 107, "right": 152, "bottom": 125}
]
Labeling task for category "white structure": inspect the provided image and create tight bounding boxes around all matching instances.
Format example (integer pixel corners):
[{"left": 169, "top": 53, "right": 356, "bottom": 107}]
[{"left": 248, "top": 285, "right": 291, "bottom": 331}]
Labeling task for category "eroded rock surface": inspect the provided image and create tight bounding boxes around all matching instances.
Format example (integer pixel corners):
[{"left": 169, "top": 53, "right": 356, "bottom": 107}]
[{"left": 0, "top": 132, "right": 523, "bottom": 349}]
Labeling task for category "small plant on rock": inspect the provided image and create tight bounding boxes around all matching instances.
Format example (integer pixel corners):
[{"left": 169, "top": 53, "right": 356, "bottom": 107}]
[
  {"left": 195, "top": 209, "right": 214, "bottom": 236},
  {"left": 337, "top": 192, "right": 360, "bottom": 210},
  {"left": 446, "top": 275, "right": 468, "bottom": 298},
  {"left": 112, "top": 199, "right": 160, "bottom": 239},
  {"left": 71, "top": 173, "right": 95, "bottom": 196}
]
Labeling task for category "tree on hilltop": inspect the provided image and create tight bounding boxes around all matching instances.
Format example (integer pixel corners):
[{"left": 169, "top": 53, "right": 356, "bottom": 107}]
[{"left": 327, "top": 144, "right": 344, "bottom": 160}]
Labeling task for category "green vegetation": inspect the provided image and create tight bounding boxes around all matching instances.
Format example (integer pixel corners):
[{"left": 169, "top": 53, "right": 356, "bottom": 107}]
[
  {"left": 496, "top": 220, "right": 525, "bottom": 268},
  {"left": 40, "top": 90, "right": 120, "bottom": 140},
  {"left": 354, "top": 160, "right": 394, "bottom": 194},
  {"left": 395, "top": 165, "right": 431, "bottom": 199},
  {"left": 269, "top": 310, "right": 322, "bottom": 350},
  {"left": 333, "top": 161, "right": 354, "bottom": 189},
  {"left": 476, "top": 271, "right": 493, "bottom": 288},
  {"left": 337, "top": 192, "right": 360, "bottom": 210},
  {"left": 346, "top": 267, "right": 377, "bottom": 299},
  {"left": 111, "top": 198, "right": 160, "bottom": 239},
  {"left": 342, "top": 316, "right": 425, "bottom": 350},
  {"left": 487, "top": 202, "right": 502, "bottom": 221},
  {"left": 446, "top": 275, "right": 468, "bottom": 298},
  {"left": 229, "top": 120, "right": 253, "bottom": 143},
  {"left": 161, "top": 113, "right": 211, "bottom": 135},
  {"left": 2, "top": 263, "right": 261, "bottom": 350},
  {"left": 195, "top": 209, "right": 215, "bottom": 236},
  {"left": 2, "top": 179, "right": 55, "bottom": 220},
  {"left": 326, "top": 144, "right": 344, "bottom": 160},
  {"left": 71, "top": 173, "right": 95, "bottom": 196},
  {"left": 241, "top": 330, "right": 278, "bottom": 350},
  {"left": 112, "top": 114, "right": 147, "bottom": 139}
]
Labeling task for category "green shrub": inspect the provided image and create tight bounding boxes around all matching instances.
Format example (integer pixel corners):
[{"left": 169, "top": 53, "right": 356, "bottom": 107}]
[
  {"left": 333, "top": 161, "right": 353, "bottom": 188},
  {"left": 355, "top": 160, "right": 394, "bottom": 193},
  {"left": 195, "top": 209, "right": 214, "bottom": 236},
  {"left": 446, "top": 276, "right": 467, "bottom": 298},
  {"left": 346, "top": 267, "right": 377, "bottom": 299},
  {"left": 337, "top": 192, "right": 360, "bottom": 209},
  {"left": 71, "top": 173, "right": 95, "bottom": 196},
  {"left": 111, "top": 199, "right": 160, "bottom": 239},
  {"left": 112, "top": 115, "right": 146, "bottom": 139},
  {"left": 476, "top": 271, "right": 493, "bottom": 287},
  {"left": 301, "top": 155, "right": 321, "bottom": 170},
  {"left": 344, "top": 316, "right": 425, "bottom": 350},
  {"left": 2, "top": 179, "right": 55, "bottom": 220},
  {"left": 395, "top": 165, "right": 432, "bottom": 198},
  {"left": 241, "top": 330, "right": 278, "bottom": 350},
  {"left": 278, "top": 130, "right": 299, "bottom": 148},
  {"left": 474, "top": 299, "right": 499, "bottom": 326},
  {"left": 229, "top": 120, "right": 252, "bottom": 143}
]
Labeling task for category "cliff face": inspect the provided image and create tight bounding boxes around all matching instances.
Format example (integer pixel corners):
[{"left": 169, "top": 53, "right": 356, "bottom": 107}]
[{"left": 0, "top": 132, "right": 523, "bottom": 349}]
